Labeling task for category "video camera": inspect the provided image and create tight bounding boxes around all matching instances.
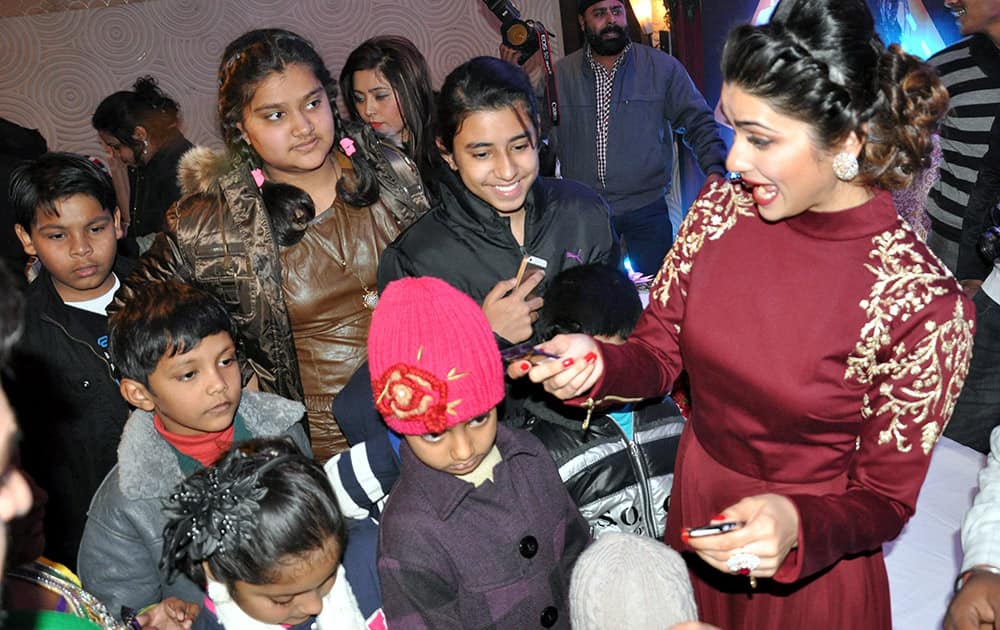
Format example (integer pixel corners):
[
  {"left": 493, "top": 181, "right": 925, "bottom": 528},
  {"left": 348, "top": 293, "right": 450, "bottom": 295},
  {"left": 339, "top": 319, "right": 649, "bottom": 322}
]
[
  {"left": 482, "top": 0, "right": 548, "bottom": 65},
  {"left": 978, "top": 202, "right": 1000, "bottom": 263}
]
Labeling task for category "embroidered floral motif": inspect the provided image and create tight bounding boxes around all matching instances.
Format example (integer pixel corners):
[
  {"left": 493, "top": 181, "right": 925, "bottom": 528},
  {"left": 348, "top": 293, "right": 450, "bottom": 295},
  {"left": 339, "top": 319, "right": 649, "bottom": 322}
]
[
  {"left": 375, "top": 364, "right": 450, "bottom": 434},
  {"left": 844, "top": 229, "right": 974, "bottom": 454},
  {"left": 651, "top": 181, "right": 755, "bottom": 309}
]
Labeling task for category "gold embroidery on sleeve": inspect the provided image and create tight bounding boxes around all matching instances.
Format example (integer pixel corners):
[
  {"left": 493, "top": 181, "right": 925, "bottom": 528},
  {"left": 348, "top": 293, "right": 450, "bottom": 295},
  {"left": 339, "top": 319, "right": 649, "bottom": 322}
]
[
  {"left": 844, "top": 229, "right": 974, "bottom": 455},
  {"left": 651, "top": 181, "right": 755, "bottom": 308}
]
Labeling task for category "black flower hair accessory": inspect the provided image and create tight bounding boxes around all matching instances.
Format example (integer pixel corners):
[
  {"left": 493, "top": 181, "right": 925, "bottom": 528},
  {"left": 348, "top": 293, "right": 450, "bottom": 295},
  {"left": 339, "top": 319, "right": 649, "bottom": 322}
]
[{"left": 161, "top": 447, "right": 290, "bottom": 578}]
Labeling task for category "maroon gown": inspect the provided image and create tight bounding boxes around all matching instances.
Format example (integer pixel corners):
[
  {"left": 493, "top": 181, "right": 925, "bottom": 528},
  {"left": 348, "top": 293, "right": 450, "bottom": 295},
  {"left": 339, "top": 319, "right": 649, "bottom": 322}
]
[{"left": 590, "top": 181, "right": 974, "bottom": 628}]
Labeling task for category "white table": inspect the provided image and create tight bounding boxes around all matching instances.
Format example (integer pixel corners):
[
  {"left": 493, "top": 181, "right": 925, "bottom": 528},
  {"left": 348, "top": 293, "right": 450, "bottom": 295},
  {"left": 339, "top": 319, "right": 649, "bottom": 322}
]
[{"left": 884, "top": 437, "right": 986, "bottom": 629}]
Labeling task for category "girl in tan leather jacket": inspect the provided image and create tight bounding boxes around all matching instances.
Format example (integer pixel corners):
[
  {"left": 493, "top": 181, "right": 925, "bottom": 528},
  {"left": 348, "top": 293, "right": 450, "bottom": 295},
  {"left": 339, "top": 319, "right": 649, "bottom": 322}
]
[{"left": 130, "top": 29, "right": 426, "bottom": 460}]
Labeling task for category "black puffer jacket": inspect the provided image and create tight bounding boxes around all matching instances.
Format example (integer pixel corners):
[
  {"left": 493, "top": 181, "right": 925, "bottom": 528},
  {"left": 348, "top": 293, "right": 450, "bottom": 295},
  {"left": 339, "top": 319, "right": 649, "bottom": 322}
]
[
  {"left": 377, "top": 169, "right": 618, "bottom": 346},
  {"left": 518, "top": 394, "right": 685, "bottom": 539}
]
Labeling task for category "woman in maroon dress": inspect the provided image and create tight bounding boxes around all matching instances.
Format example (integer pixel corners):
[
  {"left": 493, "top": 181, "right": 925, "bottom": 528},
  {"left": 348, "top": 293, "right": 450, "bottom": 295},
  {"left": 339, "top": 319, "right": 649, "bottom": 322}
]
[{"left": 512, "top": 0, "right": 975, "bottom": 627}]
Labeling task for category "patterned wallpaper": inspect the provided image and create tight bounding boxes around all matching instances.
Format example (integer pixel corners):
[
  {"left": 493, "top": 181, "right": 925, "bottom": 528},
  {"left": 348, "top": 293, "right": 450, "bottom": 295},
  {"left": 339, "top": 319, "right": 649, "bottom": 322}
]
[
  {"left": 0, "top": 0, "right": 148, "bottom": 17},
  {"left": 0, "top": 0, "right": 563, "bottom": 157}
]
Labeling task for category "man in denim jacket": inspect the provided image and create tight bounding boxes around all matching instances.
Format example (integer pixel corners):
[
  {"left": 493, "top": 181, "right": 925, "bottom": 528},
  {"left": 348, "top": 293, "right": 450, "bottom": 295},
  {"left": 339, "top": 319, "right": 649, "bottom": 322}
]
[{"left": 549, "top": 0, "right": 727, "bottom": 276}]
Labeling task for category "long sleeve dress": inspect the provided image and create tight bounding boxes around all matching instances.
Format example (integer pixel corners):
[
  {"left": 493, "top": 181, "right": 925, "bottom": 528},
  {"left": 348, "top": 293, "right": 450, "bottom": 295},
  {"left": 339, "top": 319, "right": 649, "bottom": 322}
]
[{"left": 587, "top": 180, "right": 975, "bottom": 629}]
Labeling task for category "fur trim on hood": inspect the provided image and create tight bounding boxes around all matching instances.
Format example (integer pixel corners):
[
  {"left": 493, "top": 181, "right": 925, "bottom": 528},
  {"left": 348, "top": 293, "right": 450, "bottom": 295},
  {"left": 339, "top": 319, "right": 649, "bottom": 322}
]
[
  {"left": 177, "top": 146, "right": 233, "bottom": 196},
  {"left": 116, "top": 389, "right": 307, "bottom": 500}
]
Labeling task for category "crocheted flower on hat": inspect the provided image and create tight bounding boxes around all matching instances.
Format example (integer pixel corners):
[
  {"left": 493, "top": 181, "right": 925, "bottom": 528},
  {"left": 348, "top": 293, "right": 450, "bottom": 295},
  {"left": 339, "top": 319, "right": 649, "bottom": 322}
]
[
  {"left": 375, "top": 363, "right": 461, "bottom": 434},
  {"left": 368, "top": 278, "right": 502, "bottom": 435}
]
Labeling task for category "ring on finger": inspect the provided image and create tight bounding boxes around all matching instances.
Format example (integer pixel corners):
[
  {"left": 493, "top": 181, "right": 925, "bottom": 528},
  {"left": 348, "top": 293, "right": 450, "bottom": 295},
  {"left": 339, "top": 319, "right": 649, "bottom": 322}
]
[{"left": 726, "top": 549, "right": 761, "bottom": 574}]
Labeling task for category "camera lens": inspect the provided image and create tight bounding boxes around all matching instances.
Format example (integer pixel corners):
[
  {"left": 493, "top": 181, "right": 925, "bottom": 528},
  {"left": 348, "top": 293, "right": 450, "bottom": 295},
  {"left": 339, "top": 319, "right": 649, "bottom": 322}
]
[
  {"left": 504, "top": 21, "right": 530, "bottom": 46},
  {"left": 978, "top": 226, "right": 1000, "bottom": 263}
]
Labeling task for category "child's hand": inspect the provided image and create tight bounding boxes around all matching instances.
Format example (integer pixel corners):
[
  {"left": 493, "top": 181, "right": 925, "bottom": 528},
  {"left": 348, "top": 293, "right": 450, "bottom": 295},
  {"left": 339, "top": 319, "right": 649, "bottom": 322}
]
[
  {"left": 482, "top": 273, "right": 544, "bottom": 344},
  {"left": 136, "top": 597, "right": 200, "bottom": 629},
  {"left": 507, "top": 333, "right": 603, "bottom": 400}
]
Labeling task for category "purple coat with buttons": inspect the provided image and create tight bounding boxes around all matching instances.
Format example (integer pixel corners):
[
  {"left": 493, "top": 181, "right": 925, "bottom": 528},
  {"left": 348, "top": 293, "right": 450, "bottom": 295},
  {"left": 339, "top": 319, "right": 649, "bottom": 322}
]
[{"left": 377, "top": 423, "right": 591, "bottom": 629}]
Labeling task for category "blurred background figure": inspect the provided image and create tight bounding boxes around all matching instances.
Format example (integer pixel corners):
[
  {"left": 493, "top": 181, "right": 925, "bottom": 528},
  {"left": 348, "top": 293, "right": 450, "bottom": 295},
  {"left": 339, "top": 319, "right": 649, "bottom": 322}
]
[
  {"left": 0, "top": 118, "right": 47, "bottom": 284},
  {"left": 945, "top": 425, "right": 1000, "bottom": 630},
  {"left": 92, "top": 76, "right": 193, "bottom": 256},
  {"left": 340, "top": 35, "right": 440, "bottom": 208}
]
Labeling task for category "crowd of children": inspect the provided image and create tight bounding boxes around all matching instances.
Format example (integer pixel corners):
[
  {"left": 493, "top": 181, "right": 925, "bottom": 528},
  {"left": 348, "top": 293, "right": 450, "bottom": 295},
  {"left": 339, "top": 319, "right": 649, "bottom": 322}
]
[
  {"left": 0, "top": 128, "right": 705, "bottom": 627},
  {"left": 0, "top": 25, "right": 706, "bottom": 628},
  {"left": 2, "top": 0, "right": 989, "bottom": 627}
]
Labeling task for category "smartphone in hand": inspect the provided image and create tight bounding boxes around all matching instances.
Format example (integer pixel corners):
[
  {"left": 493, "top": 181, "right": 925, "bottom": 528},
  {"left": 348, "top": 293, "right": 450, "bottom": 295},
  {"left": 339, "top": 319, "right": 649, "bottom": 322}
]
[
  {"left": 516, "top": 255, "right": 548, "bottom": 289},
  {"left": 500, "top": 340, "right": 560, "bottom": 365},
  {"left": 685, "top": 520, "right": 745, "bottom": 538}
]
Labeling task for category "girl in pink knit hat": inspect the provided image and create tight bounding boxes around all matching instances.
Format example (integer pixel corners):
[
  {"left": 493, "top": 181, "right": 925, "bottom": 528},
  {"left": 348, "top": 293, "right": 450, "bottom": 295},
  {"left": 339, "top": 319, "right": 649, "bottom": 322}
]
[{"left": 370, "top": 276, "right": 590, "bottom": 630}]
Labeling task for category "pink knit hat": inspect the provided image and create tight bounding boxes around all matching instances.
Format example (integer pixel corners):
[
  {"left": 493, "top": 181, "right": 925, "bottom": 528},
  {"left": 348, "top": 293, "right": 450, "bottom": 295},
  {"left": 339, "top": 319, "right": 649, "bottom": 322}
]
[{"left": 368, "top": 277, "right": 504, "bottom": 435}]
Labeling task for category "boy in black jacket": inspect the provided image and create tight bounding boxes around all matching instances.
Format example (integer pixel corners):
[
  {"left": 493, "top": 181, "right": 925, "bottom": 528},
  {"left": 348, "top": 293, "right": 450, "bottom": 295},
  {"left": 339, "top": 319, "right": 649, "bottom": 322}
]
[
  {"left": 521, "top": 263, "right": 685, "bottom": 538},
  {"left": 7, "top": 152, "right": 131, "bottom": 568}
]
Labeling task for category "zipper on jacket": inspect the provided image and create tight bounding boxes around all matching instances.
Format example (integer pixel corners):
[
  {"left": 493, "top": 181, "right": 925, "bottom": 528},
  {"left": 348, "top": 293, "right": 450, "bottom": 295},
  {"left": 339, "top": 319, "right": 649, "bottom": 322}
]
[
  {"left": 630, "top": 431, "right": 659, "bottom": 536},
  {"left": 41, "top": 313, "right": 119, "bottom": 383},
  {"left": 582, "top": 394, "right": 644, "bottom": 430},
  {"left": 606, "top": 412, "right": 658, "bottom": 537}
]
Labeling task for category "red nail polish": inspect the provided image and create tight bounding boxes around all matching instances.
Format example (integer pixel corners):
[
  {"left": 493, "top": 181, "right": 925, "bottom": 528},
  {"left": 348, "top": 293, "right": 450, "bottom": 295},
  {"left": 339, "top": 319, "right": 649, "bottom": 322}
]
[
  {"left": 680, "top": 530, "right": 690, "bottom": 543},
  {"left": 711, "top": 514, "right": 727, "bottom": 522},
  {"left": 584, "top": 351, "right": 598, "bottom": 364},
  {"left": 519, "top": 361, "right": 532, "bottom": 372},
  {"left": 562, "top": 357, "right": 575, "bottom": 368},
  {"left": 739, "top": 568, "right": 751, "bottom": 576}
]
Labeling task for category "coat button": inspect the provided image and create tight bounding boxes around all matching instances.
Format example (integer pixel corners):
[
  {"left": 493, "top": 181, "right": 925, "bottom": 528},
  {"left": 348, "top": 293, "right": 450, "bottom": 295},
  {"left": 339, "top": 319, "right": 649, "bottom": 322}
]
[
  {"left": 540, "top": 606, "right": 558, "bottom": 627},
  {"left": 81, "top": 380, "right": 91, "bottom": 389},
  {"left": 519, "top": 535, "right": 538, "bottom": 559}
]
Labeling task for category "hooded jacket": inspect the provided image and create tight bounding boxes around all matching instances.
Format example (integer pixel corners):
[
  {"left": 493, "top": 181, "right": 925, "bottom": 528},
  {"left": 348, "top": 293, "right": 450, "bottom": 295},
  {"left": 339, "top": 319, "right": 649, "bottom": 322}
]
[
  {"left": 128, "top": 147, "right": 419, "bottom": 417},
  {"left": 519, "top": 394, "right": 684, "bottom": 539}
]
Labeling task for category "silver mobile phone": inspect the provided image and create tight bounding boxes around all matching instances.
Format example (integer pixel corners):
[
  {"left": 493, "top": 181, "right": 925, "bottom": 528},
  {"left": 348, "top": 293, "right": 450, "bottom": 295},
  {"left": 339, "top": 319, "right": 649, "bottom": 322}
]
[{"left": 686, "top": 521, "right": 744, "bottom": 538}]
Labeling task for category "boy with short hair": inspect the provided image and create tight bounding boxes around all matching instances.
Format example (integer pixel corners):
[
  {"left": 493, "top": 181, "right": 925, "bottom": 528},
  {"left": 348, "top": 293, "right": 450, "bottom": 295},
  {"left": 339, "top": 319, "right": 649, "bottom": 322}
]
[
  {"left": 77, "top": 279, "right": 310, "bottom": 619},
  {"left": 7, "top": 152, "right": 131, "bottom": 569},
  {"left": 371, "top": 277, "right": 590, "bottom": 630}
]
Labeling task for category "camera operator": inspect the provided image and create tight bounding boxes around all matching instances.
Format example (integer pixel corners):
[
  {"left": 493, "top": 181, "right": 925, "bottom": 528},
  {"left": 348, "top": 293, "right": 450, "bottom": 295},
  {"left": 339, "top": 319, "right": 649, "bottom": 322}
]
[{"left": 944, "top": 115, "right": 1000, "bottom": 456}]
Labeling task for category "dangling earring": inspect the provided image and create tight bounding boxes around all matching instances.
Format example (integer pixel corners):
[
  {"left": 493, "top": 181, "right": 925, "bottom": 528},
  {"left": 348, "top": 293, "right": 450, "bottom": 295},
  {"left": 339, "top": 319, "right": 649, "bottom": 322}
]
[
  {"left": 141, "top": 139, "right": 149, "bottom": 158},
  {"left": 832, "top": 152, "right": 859, "bottom": 181}
]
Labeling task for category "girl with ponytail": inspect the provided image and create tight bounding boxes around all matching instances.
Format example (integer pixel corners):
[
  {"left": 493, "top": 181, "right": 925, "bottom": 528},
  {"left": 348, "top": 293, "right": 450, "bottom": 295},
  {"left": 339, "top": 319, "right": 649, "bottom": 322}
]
[
  {"left": 131, "top": 29, "right": 420, "bottom": 459},
  {"left": 93, "top": 76, "right": 194, "bottom": 254}
]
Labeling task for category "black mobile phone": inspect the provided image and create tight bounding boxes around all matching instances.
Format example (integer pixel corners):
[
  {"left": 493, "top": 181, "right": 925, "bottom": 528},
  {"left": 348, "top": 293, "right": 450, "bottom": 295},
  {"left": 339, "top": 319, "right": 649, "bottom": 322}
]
[
  {"left": 499, "top": 340, "right": 560, "bottom": 364},
  {"left": 686, "top": 520, "right": 744, "bottom": 538}
]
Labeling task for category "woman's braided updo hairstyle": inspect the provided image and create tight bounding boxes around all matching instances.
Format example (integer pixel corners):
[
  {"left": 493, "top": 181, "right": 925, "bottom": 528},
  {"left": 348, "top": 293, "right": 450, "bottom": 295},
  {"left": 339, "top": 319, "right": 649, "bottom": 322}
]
[{"left": 722, "top": 0, "right": 948, "bottom": 190}]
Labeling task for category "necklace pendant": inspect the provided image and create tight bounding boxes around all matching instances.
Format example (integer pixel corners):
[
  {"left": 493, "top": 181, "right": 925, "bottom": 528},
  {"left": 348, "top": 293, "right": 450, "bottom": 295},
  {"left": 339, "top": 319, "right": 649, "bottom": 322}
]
[{"left": 363, "top": 290, "right": 379, "bottom": 310}]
